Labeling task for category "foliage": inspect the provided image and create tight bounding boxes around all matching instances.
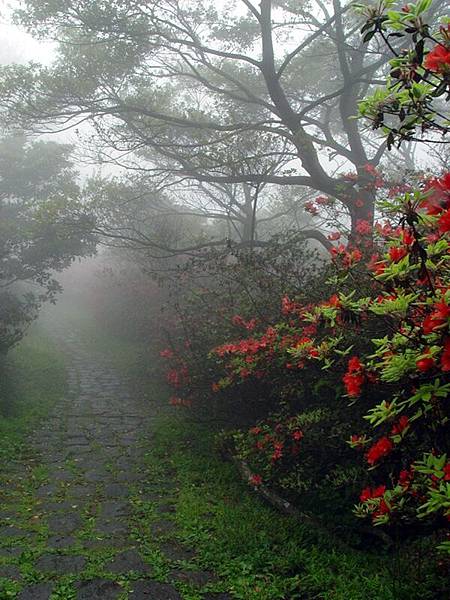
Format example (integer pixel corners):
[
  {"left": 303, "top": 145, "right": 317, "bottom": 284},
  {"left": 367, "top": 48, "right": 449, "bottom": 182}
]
[
  {"left": 0, "top": 324, "right": 67, "bottom": 462},
  {"left": 0, "top": 0, "right": 422, "bottom": 240},
  {"left": 0, "top": 134, "right": 95, "bottom": 353},
  {"left": 357, "top": 0, "right": 450, "bottom": 147},
  {"left": 157, "top": 232, "right": 327, "bottom": 420},
  {"left": 200, "top": 171, "right": 450, "bottom": 557}
]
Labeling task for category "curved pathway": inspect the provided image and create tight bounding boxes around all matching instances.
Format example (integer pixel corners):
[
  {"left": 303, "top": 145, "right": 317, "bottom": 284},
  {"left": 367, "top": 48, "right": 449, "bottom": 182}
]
[{"left": 0, "top": 332, "right": 229, "bottom": 599}]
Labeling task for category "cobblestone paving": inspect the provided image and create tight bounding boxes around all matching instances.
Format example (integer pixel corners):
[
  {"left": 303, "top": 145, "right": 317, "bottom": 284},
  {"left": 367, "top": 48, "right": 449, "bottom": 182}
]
[{"left": 0, "top": 333, "right": 229, "bottom": 599}]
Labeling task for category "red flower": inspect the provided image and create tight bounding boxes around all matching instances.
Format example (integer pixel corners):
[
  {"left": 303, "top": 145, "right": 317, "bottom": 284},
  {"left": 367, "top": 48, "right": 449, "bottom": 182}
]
[
  {"left": 376, "top": 499, "right": 391, "bottom": 516},
  {"left": 372, "top": 485, "right": 387, "bottom": 498},
  {"left": 388, "top": 246, "right": 407, "bottom": 262},
  {"left": 250, "top": 426, "right": 262, "bottom": 435},
  {"left": 304, "top": 200, "right": 319, "bottom": 215},
  {"left": 444, "top": 464, "right": 450, "bottom": 481},
  {"left": 232, "top": 315, "right": 257, "bottom": 331},
  {"left": 327, "top": 294, "right": 340, "bottom": 307},
  {"left": 438, "top": 209, "right": 450, "bottom": 234},
  {"left": 399, "top": 469, "right": 413, "bottom": 488},
  {"left": 160, "top": 348, "right": 174, "bottom": 358},
  {"left": 416, "top": 348, "right": 435, "bottom": 372},
  {"left": 441, "top": 337, "right": 450, "bottom": 371},
  {"left": 343, "top": 356, "right": 365, "bottom": 397},
  {"left": 366, "top": 437, "right": 394, "bottom": 465},
  {"left": 425, "top": 45, "right": 450, "bottom": 73},
  {"left": 423, "top": 300, "right": 450, "bottom": 334},
  {"left": 281, "top": 296, "right": 300, "bottom": 315},
  {"left": 360, "top": 487, "right": 372, "bottom": 502},
  {"left": 422, "top": 173, "right": 450, "bottom": 214},
  {"left": 356, "top": 219, "right": 372, "bottom": 235},
  {"left": 359, "top": 485, "right": 386, "bottom": 502},
  {"left": 343, "top": 372, "right": 364, "bottom": 397},
  {"left": 292, "top": 430, "right": 304, "bottom": 441},
  {"left": 416, "top": 356, "right": 435, "bottom": 372},
  {"left": 327, "top": 231, "right": 341, "bottom": 241},
  {"left": 351, "top": 248, "right": 363, "bottom": 263},
  {"left": 348, "top": 356, "right": 363, "bottom": 372},
  {"left": 391, "top": 415, "right": 409, "bottom": 435},
  {"left": 250, "top": 474, "right": 262, "bottom": 486},
  {"left": 401, "top": 229, "right": 414, "bottom": 246}
]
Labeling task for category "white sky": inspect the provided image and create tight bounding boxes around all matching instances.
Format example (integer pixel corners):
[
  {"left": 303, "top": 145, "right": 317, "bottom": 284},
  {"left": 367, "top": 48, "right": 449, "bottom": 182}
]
[{"left": 0, "top": 0, "right": 55, "bottom": 65}]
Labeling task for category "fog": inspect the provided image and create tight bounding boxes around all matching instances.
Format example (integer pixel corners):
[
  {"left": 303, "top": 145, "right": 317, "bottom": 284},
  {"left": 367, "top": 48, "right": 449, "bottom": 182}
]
[{"left": 0, "top": 1, "right": 449, "bottom": 598}]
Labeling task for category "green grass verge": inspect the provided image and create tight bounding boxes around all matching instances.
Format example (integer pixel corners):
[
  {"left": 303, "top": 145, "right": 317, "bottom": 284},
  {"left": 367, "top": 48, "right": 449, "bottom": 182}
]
[
  {"left": 0, "top": 323, "right": 67, "bottom": 463},
  {"left": 134, "top": 416, "right": 445, "bottom": 600}
]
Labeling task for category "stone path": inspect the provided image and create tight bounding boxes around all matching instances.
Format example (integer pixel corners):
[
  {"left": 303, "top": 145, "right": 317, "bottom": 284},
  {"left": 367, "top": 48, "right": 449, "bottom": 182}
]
[{"left": 0, "top": 332, "right": 230, "bottom": 599}]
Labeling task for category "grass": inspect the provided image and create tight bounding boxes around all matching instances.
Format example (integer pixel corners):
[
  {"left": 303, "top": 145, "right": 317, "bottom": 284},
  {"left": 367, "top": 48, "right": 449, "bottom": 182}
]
[
  {"left": 0, "top": 323, "right": 67, "bottom": 464},
  {"left": 130, "top": 416, "right": 447, "bottom": 600}
]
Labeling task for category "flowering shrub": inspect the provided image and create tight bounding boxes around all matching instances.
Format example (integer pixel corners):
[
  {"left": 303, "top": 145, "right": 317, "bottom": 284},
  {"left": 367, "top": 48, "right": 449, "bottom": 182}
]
[
  {"left": 231, "top": 408, "right": 362, "bottom": 503},
  {"left": 209, "top": 171, "right": 450, "bottom": 553},
  {"left": 357, "top": 0, "right": 450, "bottom": 147},
  {"left": 158, "top": 232, "right": 324, "bottom": 416}
]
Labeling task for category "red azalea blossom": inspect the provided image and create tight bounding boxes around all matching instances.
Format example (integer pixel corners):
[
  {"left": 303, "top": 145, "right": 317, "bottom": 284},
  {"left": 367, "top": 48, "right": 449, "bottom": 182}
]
[
  {"left": 356, "top": 219, "right": 372, "bottom": 235},
  {"left": 327, "top": 231, "right": 341, "bottom": 241},
  {"left": 401, "top": 229, "right": 414, "bottom": 246},
  {"left": 292, "top": 430, "right": 304, "bottom": 441},
  {"left": 399, "top": 469, "right": 413, "bottom": 488},
  {"left": 375, "top": 499, "right": 391, "bottom": 516},
  {"left": 343, "top": 371, "right": 364, "bottom": 397},
  {"left": 425, "top": 45, "right": 450, "bottom": 73},
  {"left": 438, "top": 209, "right": 450, "bottom": 234},
  {"left": 360, "top": 487, "right": 372, "bottom": 502},
  {"left": 343, "top": 356, "right": 365, "bottom": 397},
  {"left": 444, "top": 464, "right": 450, "bottom": 481},
  {"left": 281, "top": 295, "right": 300, "bottom": 315},
  {"left": 250, "top": 474, "right": 262, "bottom": 486},
  {"left": 423, "top": 300, "right": 450, "bottom": 334},
  {"left": 366, "top": 437, "right": 394, "bottom": 465},
  {"left": 359, "top": 485, "right": 386, "bottom": 502},
  {"left": 330, "top": 243, "right": 346, "bottom": 257},
  {"left": 316, "top": 195, "right": 331, "bottom": 205},
  {"left": 422, "top": 173, "right": 450, "bottom": 214},
  {"left": 388, "top": 246, "right": 407, "bottom": 263},
  {"left": 232, "top": 315, "right": 257, "bottom": 331},
  {"left": 416, "top": 349, "right": 435, "bottom": 372},
  {"left": 160, "top": 348, "right": 174, "bottom": 358},
  {"left": 348, "top": 356, "right": 363, "bottom": 372},
  {"left": 304, "top": 200, "right": 319, "bottom": 215},
  {"left": 441, "top": 337, "right": 450, "bottom": 371},
  {"left": 350, "top": 248, "right": 363, "bottom": 263},
  {"left": 391, "top": 415, "right": 409, "bottom": 435}
]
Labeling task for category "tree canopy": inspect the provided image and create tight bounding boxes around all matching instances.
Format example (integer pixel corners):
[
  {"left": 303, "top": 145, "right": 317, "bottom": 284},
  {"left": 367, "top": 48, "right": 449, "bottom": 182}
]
[
  {"left": 0, "top": 134, "right": 95, "bottom": 351},
  {"left": 3, "top": 0, "right": 444, "bottom": 243}
]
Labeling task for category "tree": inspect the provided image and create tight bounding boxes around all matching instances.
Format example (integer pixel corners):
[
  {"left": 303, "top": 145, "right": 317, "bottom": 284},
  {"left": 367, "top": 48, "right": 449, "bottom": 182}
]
[
  {"left": 3, "top": 0, "right": 445, "bottom": 246},
  {"left": 0, "top": 134, "right": 95, "bottom": 352}
]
